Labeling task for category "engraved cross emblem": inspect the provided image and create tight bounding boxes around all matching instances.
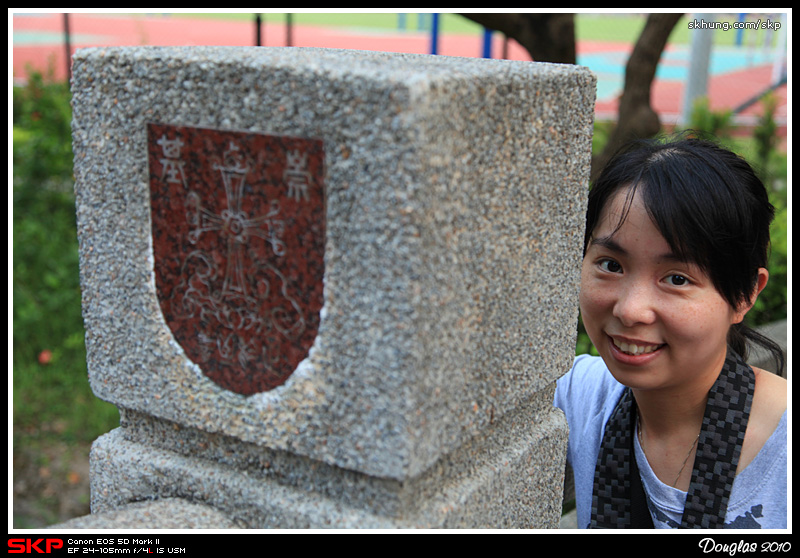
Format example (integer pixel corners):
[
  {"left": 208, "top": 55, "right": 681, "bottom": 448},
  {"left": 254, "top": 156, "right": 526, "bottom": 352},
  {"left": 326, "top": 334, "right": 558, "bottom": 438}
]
[
  {"left": 186, "top": 141, "right": 286, "bottom": 299},
  {"left": 148, "top": 124, "right": 325, "bottom": 395}
]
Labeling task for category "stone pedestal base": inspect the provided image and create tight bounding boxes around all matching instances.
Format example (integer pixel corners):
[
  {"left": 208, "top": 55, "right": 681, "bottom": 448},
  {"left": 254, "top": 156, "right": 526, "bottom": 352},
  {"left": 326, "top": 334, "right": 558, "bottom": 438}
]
[{"left": 86, "top": 399, "right": 566, "bottom": 529}]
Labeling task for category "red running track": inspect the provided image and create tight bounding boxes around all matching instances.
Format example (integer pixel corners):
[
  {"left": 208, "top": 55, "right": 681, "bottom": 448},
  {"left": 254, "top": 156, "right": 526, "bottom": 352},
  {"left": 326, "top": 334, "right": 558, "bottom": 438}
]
[{"left": 12, "top": 13, "right": 786, "bottom": 130}]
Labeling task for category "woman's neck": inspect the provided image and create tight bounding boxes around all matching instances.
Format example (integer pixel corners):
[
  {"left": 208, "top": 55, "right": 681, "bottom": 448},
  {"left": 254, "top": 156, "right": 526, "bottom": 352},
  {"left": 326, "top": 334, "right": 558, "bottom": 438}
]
[
  {"left": 633, "top": 381, "right": 709, "bottom": 436},
  {"left": 632, "top": 345, "right": 728, "bottom": 437},
  {"left": 632, "top": 377, "right": 717, "bottom": 491}
]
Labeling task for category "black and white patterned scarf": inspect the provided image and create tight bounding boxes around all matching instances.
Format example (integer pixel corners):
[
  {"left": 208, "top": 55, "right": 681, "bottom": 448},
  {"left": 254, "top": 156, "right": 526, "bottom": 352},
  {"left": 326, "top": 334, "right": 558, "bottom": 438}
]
[{"left": 590, "top": 349, "right": 755, "bottom": 529}]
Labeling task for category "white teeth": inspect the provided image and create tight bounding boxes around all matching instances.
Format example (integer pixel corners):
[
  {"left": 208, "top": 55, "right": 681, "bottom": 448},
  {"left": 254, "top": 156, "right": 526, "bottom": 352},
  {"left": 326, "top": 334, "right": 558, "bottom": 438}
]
[{"left": 613, "top": 338, "right": 662, "bottom": 356}]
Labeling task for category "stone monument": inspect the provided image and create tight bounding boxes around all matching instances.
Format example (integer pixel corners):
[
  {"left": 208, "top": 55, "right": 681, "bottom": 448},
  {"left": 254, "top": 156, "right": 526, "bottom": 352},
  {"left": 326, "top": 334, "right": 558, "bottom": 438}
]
[{"left": 67, "top": 46, "right": 595, "bottom": 529}]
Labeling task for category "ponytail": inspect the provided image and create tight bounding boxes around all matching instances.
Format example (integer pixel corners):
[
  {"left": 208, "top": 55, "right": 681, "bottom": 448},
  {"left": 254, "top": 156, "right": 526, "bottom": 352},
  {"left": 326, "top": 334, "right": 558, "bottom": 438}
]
[{"left": 729, "top": 323, "right": 785, "bottom": 376}]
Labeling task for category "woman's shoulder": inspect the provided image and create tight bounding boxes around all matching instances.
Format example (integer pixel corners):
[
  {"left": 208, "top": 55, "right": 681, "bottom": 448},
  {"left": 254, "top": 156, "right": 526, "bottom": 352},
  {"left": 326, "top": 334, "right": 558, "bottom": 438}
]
[
  {"left": 753, "top": 366, "right": 787, "bottom": 405},
  {"left": 562, "top": 354, "right": 618, "bottom": 382},
  {"left": 557, "top": 354, "right": 608, "bottom": 390},
  {"left": 738, "top": 367, "right": 787, "bottom": 472},
  {"left": 555, "top": 355, "right": 624, "bottom": 414},
  {"left": 728, "top": 371, "right": 786, "bottom": 528}
]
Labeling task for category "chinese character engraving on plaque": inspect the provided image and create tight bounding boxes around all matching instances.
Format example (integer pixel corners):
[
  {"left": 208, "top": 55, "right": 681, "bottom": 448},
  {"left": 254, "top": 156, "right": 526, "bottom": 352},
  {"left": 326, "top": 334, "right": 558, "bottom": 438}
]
[{"left": 148, "top": 123, "right": 325, "bottom": 395}]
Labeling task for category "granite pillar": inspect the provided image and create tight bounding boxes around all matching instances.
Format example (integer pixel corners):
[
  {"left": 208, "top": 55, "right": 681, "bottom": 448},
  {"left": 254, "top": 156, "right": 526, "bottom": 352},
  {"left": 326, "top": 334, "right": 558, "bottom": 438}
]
[{"left": 70, "top": 46, "right": 595, "bottom": 528}]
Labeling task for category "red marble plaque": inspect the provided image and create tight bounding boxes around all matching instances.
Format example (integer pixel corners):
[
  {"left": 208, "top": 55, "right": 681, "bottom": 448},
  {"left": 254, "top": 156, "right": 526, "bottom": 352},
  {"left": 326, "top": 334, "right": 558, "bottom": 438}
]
[{"left": 148, "top": 123, "right": 325, "bottom": 395}]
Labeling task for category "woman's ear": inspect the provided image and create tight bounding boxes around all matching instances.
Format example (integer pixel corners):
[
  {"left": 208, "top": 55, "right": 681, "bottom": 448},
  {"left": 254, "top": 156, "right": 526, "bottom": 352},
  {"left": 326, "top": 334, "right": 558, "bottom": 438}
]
[{"left": 732, "top": 267, "right": 769, "bottom": 324}]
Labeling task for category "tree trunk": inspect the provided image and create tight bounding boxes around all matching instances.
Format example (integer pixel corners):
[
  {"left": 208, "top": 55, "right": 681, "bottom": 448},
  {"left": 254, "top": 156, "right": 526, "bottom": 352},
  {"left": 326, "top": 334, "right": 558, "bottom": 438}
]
[{"left": 591, "top": 13, "right": 684, "bottom": 180}]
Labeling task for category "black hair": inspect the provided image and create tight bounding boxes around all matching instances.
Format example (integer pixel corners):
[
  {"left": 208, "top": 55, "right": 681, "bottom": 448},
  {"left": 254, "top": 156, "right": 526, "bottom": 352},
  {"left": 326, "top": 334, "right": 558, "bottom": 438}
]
[{"left": 585, "top": 134, "right": 784, "bottom": 375}]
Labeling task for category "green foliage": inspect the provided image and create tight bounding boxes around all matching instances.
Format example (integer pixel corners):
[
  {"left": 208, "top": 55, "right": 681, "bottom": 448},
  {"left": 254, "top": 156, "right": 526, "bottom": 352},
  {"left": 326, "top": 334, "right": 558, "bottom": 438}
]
[
  {"left": 688, "top": 96, "right": 734, "bottom": 140},
  {"left": 13, "top": 72, "right": 119, "bottom": 444},
  {"left": 749, "top": 178, "right": 788, "bottom": 326},
  {"left": 723, "top": 95, "right": 787, "bottom": 328},
  {"left": 752, "top": 93, "right": 780, "bottom": 183},
  {"left": 12, "top": 70, "right": 74, "bottom": 191}
]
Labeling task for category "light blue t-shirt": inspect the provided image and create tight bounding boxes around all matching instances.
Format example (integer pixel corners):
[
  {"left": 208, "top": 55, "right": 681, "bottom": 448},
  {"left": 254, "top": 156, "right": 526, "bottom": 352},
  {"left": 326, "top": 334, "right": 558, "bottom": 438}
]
[{"left": 555, "top": 355, "right": 787, "bottom": 529}]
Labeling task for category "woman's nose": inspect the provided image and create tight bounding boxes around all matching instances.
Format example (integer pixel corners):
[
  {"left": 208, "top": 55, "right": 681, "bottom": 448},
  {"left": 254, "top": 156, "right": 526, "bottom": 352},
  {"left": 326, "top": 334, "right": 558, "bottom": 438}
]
[{"left": 612, "top": 283, "right": 658, "bottom": 327}]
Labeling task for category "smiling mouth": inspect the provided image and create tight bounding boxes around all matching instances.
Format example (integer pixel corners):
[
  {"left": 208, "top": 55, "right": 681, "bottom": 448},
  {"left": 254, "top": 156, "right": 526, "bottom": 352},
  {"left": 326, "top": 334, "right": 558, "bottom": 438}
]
[{"left": 611, "top": 337, "right": 665, "bottom": 356}]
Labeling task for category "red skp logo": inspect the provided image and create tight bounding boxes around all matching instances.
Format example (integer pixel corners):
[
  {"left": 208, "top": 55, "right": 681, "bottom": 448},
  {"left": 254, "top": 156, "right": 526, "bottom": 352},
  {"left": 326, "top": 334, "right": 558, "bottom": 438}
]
[{"left": 8, "top": 539, "right": 64, "bottom": 554}]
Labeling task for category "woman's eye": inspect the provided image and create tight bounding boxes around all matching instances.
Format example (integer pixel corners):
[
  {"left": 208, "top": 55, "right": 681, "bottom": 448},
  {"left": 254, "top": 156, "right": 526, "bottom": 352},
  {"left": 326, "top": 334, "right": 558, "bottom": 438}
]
[
  {"left": 665, "top": 274, "right": 690, "bottom": 286},
  {"left": 599, "top": 259, "right": 622, "bottom": 273}
]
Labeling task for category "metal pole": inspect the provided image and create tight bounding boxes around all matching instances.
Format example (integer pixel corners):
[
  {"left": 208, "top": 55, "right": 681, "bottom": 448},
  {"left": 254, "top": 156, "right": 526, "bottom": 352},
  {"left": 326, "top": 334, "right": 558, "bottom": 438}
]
[
  {"left": 681, "top": 13, "right": 713, "bottom": 126},
  {"left": 63, "top": 13, "right": 72, "bottom": 82},
  {"left": 482, "top": 28, "right": 492, "bottom": 58},
  {"left": 771, "top": 13, "right": 787, "bottom": 85},
  {"left": 430, "top": 13, "right": 439, "bottom": 54}
]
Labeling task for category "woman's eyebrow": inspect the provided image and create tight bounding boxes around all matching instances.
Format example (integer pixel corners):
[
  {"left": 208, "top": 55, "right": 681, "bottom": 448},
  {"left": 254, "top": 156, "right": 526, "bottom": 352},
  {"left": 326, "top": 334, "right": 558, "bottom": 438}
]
[
  {"left": 589, "top": 235, "right": 686, "bottom": 264},
  {"left": 589, "top": 235, "right": 626, "bottom": 255}
]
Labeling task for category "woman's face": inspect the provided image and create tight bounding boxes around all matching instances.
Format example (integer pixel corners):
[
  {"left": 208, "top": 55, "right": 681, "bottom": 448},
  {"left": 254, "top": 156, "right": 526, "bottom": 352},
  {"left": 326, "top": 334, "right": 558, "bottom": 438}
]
[{"left": 580, "top": 187, "right": 751, "bottom": 394}]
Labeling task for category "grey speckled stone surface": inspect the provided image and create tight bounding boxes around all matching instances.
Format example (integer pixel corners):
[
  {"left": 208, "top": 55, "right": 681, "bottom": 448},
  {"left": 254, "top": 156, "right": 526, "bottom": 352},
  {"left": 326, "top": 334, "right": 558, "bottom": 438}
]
[
  {"left": 49, "top": 498, "right": 240, "bottom": 530},
  {"left": 82, "top": 390, "right": 566, "bottom": 528},
  {"left": 71, "top": 46, "right": 595, "bottom": 528}
]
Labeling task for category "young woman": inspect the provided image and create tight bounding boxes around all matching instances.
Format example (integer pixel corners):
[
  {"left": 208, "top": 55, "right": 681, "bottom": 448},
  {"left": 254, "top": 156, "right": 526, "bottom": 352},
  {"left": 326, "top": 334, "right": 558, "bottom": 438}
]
[{"left": 555, "top": 136, "right": 787, "bottom": 529}]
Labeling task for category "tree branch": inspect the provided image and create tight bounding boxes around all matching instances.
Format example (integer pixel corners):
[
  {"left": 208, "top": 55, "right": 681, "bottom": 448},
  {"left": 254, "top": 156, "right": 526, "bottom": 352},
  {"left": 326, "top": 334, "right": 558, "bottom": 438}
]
[{"left": 459, "top": 13, "right": 576, "bottom": 64}]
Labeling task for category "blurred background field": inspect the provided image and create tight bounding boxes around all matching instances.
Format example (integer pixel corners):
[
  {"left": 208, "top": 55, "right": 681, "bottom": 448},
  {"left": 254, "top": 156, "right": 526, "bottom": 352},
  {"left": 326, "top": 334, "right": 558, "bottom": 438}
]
[{"left": 11, "top": 11, "right": 788, "bottom": 528}]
